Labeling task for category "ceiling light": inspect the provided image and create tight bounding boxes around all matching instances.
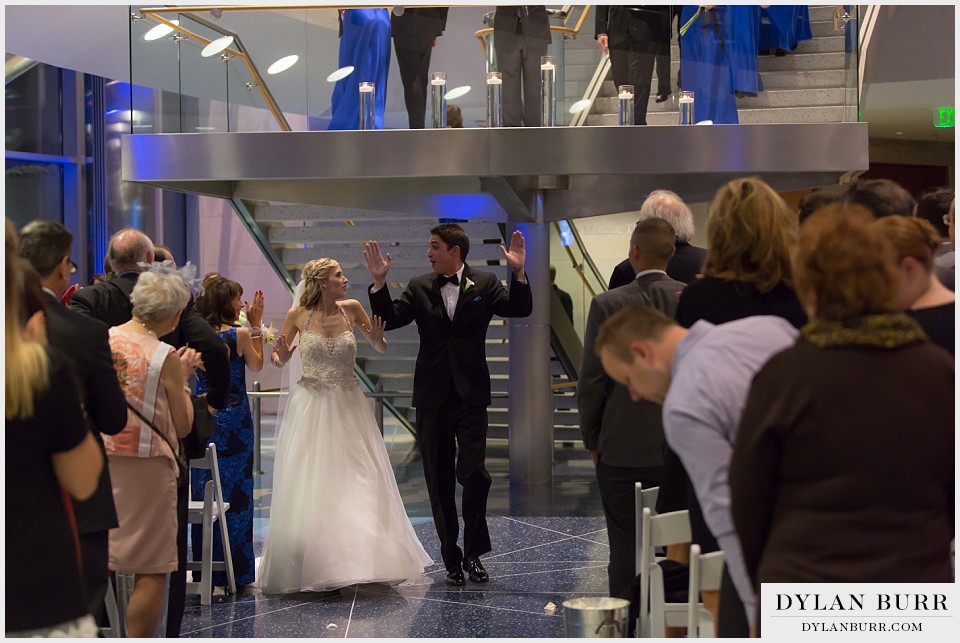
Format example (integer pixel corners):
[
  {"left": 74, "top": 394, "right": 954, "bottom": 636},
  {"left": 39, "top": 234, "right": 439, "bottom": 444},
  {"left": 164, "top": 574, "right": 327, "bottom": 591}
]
[
  {"left": 268, "top": 55, "right": 299, "bottom": 75},
  {"left": 326, "top": 66, "right": 355, "bottom": 82},
  {"left": 201, "top": 35, "right": 234, "bottom": 58},
  {"left": 569, "top": 99, "right": 591, "bottom": 114},
  {"left": 444, "top": 85, "right": 471, "bottom": 101},
  {"left": 896, "top": 131, "right": 904, "bottom": 135},
  {"left": 144, "top": 20, "right": 179, "bottom": 41}
]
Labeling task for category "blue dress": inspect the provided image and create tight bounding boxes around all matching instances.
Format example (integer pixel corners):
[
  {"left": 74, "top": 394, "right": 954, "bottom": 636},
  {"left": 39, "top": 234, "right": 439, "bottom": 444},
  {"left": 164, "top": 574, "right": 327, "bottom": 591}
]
[
  {"left": 328, "top": 9, "right": 391, "bottom": 130},
  {"left": 679, "top": 6, "right": 761, "bottom": 124},
  {"left": 191, "top": 327, "right": 255, "bottom": 587},
  {"left": 759, "top": 6, "right": 812, "bottom": 53}
]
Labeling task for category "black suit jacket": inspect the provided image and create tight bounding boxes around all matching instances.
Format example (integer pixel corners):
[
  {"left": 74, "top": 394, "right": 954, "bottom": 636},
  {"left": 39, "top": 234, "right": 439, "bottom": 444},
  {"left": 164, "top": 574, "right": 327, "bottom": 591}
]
[
  {"left": 70, "top": 273, "right": 231, "bottom": 410},
  {"left": 494, "top": 5, "right": 551, "bottom": 48},
  {"left": 391, "top": 7, "right": 448, "bottom": 48},
  {"left": 578, "top": 272, "right": 685, "bottom": 468},
  {"left": 45, "top": 293, "right": 128, "bottom": 534},
  {"left": 609, "top": 241, "right": 708, "bottom": 289},
  {"left": 595, "top": 5, "right": 671, "bottom": 46},
  {"left": 369, "top": 264, "right": 532, "bottom": 408}
]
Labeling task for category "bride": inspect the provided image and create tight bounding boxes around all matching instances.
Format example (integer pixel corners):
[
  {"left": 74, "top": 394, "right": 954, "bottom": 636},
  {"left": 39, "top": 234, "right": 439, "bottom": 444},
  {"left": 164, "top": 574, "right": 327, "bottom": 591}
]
[{"left": 256, "top": 258, "right": 432, "bottom": 593}]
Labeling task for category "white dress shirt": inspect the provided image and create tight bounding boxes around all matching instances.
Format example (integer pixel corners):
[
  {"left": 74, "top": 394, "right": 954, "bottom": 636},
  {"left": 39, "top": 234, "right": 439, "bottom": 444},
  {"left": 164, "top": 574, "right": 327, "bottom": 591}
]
[{"left": 440, "top": 265, "right": 466, "bottom": 320}]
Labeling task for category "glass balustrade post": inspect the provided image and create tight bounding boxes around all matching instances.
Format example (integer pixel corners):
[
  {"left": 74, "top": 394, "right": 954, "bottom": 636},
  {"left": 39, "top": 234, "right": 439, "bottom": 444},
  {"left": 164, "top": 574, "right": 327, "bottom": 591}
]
[
  {"left": 359, "top": 82, "right": 376, "bottom": 130},
  {"left": 540, "top": 56, "right": 556, "bottom": 127},
  {"left": 431, "top": 72, "right": 447, "bottom": 128}
]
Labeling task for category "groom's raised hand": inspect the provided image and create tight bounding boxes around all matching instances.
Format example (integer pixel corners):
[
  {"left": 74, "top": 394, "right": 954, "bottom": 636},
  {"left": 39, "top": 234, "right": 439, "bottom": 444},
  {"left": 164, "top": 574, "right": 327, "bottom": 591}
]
[
  {"left": 500, "top": 229, "right": 526, "bottom": 282},
  {"left": 363, "top": 240, "right": 392, "bottom": 290}
]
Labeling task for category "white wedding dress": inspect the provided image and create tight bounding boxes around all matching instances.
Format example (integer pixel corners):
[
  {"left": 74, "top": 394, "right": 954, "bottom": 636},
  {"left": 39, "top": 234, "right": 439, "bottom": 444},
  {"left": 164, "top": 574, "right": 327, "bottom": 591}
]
[{"left": 256, "top": 304, "right": 432, "bottom": 593}]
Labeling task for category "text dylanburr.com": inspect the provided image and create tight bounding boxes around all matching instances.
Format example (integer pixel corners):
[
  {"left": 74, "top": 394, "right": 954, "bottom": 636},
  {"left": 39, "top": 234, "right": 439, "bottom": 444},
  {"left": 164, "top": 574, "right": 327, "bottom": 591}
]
[{"left": 761, "top": 584, "right": 956, "bottom": 639}]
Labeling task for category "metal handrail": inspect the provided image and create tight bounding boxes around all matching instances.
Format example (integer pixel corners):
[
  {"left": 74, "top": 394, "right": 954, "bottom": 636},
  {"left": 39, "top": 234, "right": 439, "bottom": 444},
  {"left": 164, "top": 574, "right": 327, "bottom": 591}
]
[
  {"left": 137, "top": 9, "right": 291, "bottom": 131},
  {"left": 474, "top": 5, "right": 593, "bottom": 55}
]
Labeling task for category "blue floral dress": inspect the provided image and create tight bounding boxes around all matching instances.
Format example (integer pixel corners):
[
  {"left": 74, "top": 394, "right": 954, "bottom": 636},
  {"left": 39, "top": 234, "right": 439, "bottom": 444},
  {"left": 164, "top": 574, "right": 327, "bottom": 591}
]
[{"left": 191, "top": 327, "right": 255, "bottom": 587}]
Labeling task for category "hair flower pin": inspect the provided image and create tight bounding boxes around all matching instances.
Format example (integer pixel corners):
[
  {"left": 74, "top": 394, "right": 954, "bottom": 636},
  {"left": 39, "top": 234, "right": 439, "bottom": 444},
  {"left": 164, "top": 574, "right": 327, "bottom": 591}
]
[{"left": 138, "top": 260, "right": 205, "bottom": 298}]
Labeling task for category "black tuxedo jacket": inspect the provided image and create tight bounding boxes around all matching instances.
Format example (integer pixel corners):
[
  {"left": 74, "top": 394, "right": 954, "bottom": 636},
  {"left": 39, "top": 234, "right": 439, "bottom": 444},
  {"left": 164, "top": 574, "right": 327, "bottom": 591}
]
[
  {"left": 578, "top": 272, "right": 684, "bottom": 468},
  {"left": 70, "top": 273, "right": 231, "bottom": 410},
  {"left": 369, "top": 264, "right": 532, "bottom": 408},
  {"left": 391, "top": 7, "right": 449, "bottom": 48},
  {"left": 494, "top": 5, "right": 551, "bottom": 48},
  {"left": 45, "top": 293, "right": 128, "bottom": 534},
  {"left": 595, "top": 5, "right": 671, "bottom": 46}
]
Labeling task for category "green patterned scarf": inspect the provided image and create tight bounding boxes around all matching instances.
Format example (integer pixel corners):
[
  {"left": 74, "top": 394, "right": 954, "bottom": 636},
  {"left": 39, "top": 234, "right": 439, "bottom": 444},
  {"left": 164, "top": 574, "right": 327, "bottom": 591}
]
[{"left": 801, "top": 313, "right": 928, "bottom": 349}]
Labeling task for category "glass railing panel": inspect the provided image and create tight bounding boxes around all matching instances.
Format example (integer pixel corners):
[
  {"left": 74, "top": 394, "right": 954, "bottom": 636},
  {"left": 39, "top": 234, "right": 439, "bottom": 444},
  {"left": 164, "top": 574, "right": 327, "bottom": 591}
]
[
  {"left": 549, "top": 219, "right": 608, "bottom": 341},
  {"left": 175, "top": 14, "right": 230, "bottom": 133}
]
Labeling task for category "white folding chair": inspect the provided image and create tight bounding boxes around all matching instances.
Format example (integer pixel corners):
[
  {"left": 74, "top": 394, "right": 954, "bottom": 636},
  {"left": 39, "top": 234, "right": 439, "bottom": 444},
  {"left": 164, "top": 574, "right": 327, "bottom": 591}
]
[
  {"left": 687, "top": 544, "right": 725, "bottom": 638},
  {"left": 633, "top": 484, "right": 660, "bottom": 637},
  {"left": 187, "top": 443, "right": 236, "bottom": 605},
  {"left": 639, "top": 508, "right": 691, "bottom": 638}
]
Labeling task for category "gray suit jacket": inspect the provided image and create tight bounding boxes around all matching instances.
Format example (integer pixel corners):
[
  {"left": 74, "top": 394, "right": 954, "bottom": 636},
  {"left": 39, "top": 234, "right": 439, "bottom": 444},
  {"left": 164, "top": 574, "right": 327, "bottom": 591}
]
[{"left": 578, "top": 271, "right": 685, "bottom": 467}]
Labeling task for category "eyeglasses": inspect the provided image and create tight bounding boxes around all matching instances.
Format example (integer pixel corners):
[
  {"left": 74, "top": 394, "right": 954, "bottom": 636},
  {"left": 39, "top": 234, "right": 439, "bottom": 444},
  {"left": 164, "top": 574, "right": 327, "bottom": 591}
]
[
  {"left": 69, "top": 259, "right": 78, "bottom": 274},
  {"left": 943, "top": 214, "right": 953, "bottom": 226}
]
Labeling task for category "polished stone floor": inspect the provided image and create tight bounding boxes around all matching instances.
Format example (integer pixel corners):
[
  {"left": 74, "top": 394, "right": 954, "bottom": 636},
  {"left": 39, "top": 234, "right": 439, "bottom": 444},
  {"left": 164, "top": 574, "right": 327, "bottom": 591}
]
[{"left": 181, "top": 414, "right": 608, "bottom": 638}]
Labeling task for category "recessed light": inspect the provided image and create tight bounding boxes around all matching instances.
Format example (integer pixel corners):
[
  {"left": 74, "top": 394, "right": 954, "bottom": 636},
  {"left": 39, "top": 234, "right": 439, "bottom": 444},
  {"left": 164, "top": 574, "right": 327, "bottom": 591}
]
[
  {"left": 201, "top": 35, "right": 234, "bottom": 58},
  {"left": 896, "top": 131, "right": 904, "bottom": 135},
  {"left": 268, "top": 55, "right": 299, "bottom": 75},
  {"left": 144, "top": 20, "right": 179, "bottom": 41},
  {"left": 444, "top": 85, "right": 471, "bottom": 101},
  {"left": 326, "top": 66, "right": 355, "bottom": 83}
]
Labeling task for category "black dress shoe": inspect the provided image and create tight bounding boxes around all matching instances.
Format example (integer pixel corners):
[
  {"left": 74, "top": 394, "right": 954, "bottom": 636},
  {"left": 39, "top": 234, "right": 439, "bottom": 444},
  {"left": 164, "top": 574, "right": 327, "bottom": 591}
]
[
  {"left": 462, "top": 557, "right": 489, "bottom": 583},
  {"left": 445, "top": 569, "right": 465, "bottom": 586},
  {"left": 655, "top": 92, "right": 671, "bottom": 103}
]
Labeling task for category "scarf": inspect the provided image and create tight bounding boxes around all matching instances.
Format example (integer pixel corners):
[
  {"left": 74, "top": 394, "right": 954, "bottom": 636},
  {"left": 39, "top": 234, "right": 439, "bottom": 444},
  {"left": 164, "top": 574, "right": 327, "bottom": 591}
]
[{"left": 800, "top": 313, "right": 928, "bottom": 349}]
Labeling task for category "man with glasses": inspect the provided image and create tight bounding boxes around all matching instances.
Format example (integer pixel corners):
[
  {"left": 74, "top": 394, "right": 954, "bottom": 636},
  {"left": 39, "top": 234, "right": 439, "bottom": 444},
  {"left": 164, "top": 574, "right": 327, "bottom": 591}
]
[
  {"left": 18, "top": 219, "right": 128, "bottom": 628},
  {"left": 935, "top": 199, "right": 955, "bottom": 291}
]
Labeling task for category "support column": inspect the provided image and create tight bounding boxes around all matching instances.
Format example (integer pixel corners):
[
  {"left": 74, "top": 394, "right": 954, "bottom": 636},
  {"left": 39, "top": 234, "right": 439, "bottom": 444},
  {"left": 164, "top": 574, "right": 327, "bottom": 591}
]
[{"left": 507, "top": 198, "right": 553, "bottom": 486}]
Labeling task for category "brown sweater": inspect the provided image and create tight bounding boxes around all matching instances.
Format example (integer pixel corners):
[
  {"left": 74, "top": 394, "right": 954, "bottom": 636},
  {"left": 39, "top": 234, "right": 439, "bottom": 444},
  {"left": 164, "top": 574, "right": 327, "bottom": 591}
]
[{"left": 730, "top": 339, "right": 954, "bottom": 587}]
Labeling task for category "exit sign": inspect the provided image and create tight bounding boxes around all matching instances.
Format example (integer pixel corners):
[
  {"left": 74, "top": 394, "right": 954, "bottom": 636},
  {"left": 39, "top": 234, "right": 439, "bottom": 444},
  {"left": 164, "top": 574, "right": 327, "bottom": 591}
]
[{"left": 935, "top": 108, "right": 955, "bottom": 128}]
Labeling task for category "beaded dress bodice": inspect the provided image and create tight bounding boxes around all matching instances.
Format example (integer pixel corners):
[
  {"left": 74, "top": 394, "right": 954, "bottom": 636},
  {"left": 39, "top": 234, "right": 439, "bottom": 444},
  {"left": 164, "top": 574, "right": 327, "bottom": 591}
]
[{"left": 298, "top": 306, "right": 359, "bottom": 392}]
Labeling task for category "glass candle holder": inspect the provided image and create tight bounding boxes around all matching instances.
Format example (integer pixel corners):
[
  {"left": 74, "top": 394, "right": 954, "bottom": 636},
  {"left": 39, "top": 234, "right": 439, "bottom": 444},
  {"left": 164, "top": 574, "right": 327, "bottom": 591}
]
[
  {"left": 486, "top": 71, "right": 503, "bottom": 128},
  {"left": 431, "top": 71, "right": 447, "bottom": 128},
  {"left": 679, "top": 90, "right": 695, "bottom": 125},
  {"left": 359, "top": 82, "right": 375, "bottom": 130},
  {"left": 540, "top": 56, "right": 556, "bottom": 127},
  {"left": 618, "top": 84, "right": 635, "bottom": 126}
]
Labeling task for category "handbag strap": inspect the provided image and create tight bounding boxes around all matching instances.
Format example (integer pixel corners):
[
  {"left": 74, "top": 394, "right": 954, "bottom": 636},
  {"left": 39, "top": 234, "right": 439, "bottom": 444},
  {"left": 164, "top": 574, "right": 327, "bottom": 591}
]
[{"left": 125, "top": 400, "right": 181, "bottom": 462}]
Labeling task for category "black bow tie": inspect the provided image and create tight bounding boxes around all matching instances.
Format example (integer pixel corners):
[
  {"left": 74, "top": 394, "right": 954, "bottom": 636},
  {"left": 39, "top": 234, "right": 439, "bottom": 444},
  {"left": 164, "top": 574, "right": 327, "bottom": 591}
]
[{"left": 438, "top": 274, "right": 460, "bottom": 287}]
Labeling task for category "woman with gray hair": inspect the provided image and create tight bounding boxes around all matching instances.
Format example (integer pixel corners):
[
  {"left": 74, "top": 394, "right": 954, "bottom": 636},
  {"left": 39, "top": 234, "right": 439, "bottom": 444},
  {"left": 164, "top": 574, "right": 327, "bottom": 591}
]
[{"left": 106, "top": 270, "right": 202, "bottom": 636}]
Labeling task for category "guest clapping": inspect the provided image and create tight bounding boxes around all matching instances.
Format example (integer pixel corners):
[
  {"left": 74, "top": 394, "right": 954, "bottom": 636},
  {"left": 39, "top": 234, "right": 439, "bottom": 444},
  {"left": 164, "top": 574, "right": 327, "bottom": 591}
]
[
  {"left": 192, "top": 273, "right": 264, "bottom": 589},
  {"left": 106, "top": 270, "right": 201, "bottom": 637}
]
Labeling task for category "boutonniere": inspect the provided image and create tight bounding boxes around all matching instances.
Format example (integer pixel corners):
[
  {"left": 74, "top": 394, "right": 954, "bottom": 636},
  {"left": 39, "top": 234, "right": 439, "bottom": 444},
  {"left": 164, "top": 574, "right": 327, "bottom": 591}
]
[{"left": 462, "top": 277, "right": 475, "bottom": 293}]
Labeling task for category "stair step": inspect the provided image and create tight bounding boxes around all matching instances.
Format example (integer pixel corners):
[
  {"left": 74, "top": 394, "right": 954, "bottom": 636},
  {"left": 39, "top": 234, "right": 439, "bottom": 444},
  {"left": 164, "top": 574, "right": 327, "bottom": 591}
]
[
  {"left": 255, "top": 204, "right": 439, "bottom": 224},
  {"left": 587, "top": 104, "right": 847, "bottom": 126},
  {"left": 269, "top": 221, "right": 501, "bottom": 245},
  {"left": 594, "top": 86, "right": 845, "bottom": 116},
  {"left": 487, "top": 425, "right": 583, "bottom": 442},
  {"left": 358, "top": 341, "right": 511, "bottom": 359},
  {"left": 281, "top": 241, "right": 507, "bottom": 267}
]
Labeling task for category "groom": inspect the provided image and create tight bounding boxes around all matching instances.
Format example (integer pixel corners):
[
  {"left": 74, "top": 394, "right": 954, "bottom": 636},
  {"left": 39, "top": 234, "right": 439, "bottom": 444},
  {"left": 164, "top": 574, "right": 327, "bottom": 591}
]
[{"left": 364, "top": 224, "right": 533, "bottom": 585}]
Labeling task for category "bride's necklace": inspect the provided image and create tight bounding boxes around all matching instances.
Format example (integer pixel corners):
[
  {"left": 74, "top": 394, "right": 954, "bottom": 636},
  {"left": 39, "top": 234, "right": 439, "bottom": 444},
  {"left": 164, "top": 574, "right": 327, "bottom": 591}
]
[{"left": 132, "top": 318, "right": 158, "bottom": 338}]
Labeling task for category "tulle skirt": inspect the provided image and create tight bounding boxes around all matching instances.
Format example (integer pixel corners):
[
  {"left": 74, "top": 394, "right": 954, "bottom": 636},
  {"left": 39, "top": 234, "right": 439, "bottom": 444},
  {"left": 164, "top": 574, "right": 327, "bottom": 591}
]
[{"left": 256, "top": 382, "right": 432, "bottom": 593}]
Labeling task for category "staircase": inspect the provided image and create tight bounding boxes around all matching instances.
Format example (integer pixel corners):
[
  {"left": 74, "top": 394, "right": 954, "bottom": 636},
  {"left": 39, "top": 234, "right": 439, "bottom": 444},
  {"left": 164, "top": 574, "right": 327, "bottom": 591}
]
[
  {"left": 254, "top": 203, "right": 580, "bottom": 441},
  {"left": 584, "top": 6, "right": 853, "bottom": 126}
]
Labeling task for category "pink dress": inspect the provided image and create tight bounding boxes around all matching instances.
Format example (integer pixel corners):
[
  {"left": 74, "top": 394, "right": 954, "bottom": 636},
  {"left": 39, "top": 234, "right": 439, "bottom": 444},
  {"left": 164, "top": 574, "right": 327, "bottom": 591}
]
[{"left": 105, "top": 327, "right": 179, "bottom": 574}]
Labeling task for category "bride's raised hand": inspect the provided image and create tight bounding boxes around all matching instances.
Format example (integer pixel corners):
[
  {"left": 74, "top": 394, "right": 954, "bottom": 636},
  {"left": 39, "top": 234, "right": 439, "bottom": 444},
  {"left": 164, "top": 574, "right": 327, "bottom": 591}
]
[
  {"left": 360, "top": 315, "right": 387, "bottom": 351},
  {"left": 272, "top": 332, "right": 297, "bottom": 367}
]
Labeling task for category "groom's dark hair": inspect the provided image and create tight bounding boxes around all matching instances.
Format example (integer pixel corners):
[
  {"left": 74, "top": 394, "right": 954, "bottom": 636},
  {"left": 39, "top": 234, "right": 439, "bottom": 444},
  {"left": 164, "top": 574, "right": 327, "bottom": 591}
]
[{"left": 431, "top": 223, "right": 470, "bottom": 261}]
